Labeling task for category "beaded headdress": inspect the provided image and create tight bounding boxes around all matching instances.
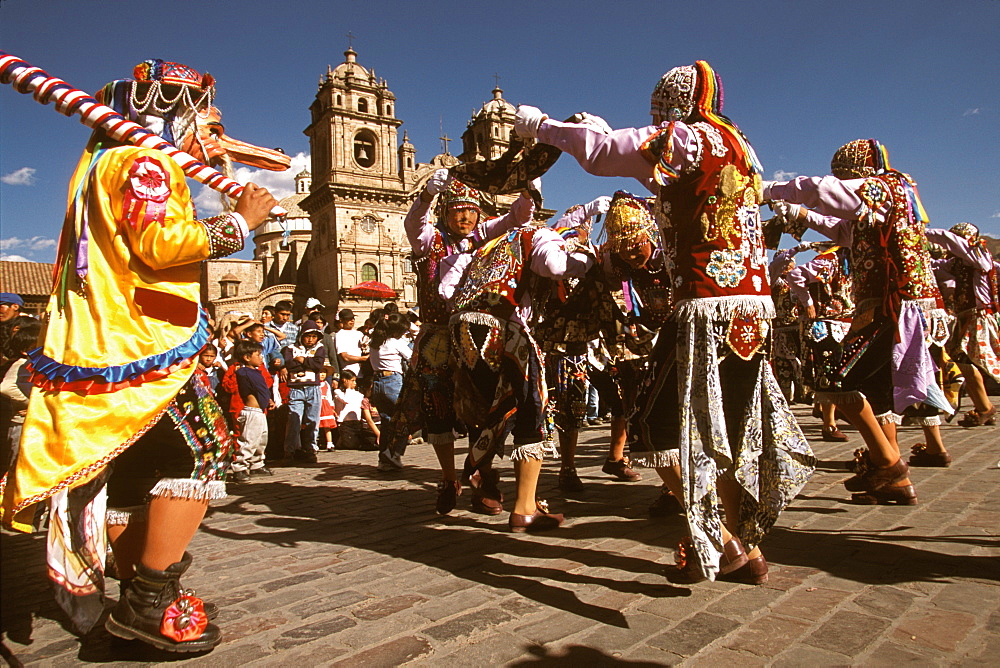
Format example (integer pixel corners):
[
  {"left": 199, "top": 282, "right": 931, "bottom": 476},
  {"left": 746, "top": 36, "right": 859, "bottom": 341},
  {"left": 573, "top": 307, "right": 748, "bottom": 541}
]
[
  {"left": 949, "top": 222, "right": 981, "bottom": 245},
  {"left": 830, "top": 139, "right": 891, "bottom": 179},
  {"left": 650, "top": 65, "right": 697, "bottom": 122},
  {"left": 650, "top": 61, "right": 762, "bottom": 184},
  {"left": 437, "top": 179, "right": 483, "bottom": 216},
  {"left": 95, "top": 59, "right": 215, "bottom": 146},
  {"left": 601, "top": 191, "right": 658, "bottom": 253}
]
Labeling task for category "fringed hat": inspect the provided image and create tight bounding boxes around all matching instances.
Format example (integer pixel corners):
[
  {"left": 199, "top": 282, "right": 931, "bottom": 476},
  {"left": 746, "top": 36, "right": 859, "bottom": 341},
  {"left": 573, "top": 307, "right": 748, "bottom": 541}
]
[
  {"left": 436, "top": 179, "right": 484, "bottom": 217},
  {"left": 601, "top": 191, "right": 658, "bottom": 253},
  {"left": 949, "top": 222, "right": 981, "bottom": 246},
  {"left": 95, "top": 59, "right": 216, "bottom": 146},
  {"left": 830, "top": 139, "right": 891, "bottom": 179}
]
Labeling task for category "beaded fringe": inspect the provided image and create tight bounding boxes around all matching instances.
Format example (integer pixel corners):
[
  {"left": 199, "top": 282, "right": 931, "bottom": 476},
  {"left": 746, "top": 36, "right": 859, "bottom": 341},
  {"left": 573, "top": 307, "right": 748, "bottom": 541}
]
[
  {"left": 510, "top": 442, "right": 547, "bottom": 462},
  {"left": 453, "top": 311, "right": 504, "bottom": 330},
  {"left": 105, "top": 505, "right": 147, "bottom": 527},
  {"left": 630, "top": 449, "right": 681, "bottom": 468},
  {"left": 149, "top": 478, "right": 227, "bottom": 501}
]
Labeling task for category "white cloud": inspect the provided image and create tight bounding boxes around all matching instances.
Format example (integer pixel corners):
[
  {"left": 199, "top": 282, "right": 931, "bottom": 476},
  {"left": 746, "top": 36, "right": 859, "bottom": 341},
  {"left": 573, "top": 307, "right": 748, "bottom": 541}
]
[
  {"left": 963, "top": 108, "right": 981, "bottom": 116},
  {"left": 772, "top": 170, "right": 798, "bottom": 181},
  {"left": 992, "top": 211, "right": 1000, "bottom": 219},
  {"left": 192, "top": 152, "right": 310, "bottom": 217},
  {"left": 0, "top": 236, "right": 57, "bottom": 253},
  {"left": 1, "top": 167, "right": 37, "bottom": 186},
  {"left": 0, "top": 253, "right": 31, "bottom": 262}
]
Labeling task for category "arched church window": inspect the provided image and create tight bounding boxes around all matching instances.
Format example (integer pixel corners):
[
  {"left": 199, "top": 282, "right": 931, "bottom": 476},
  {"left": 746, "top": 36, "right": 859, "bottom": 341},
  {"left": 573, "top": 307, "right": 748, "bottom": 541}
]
[
  {"left": 361, "top": 263, "right": 378, "bottom": 283},
  {"left": 353, "top": 130, "right": 377, "bottom": 168},
  {"left": 407, "top": 157, "right": 413, "bottom": 168},
  {"left": 385, "top": 104, "right": 393, "bottom": 116},
  {"left": 358, "top": 98, "right": 368, "bottom": 113},
  {"left": 336, "top": 94, "right": 343, "bottom": 106}
]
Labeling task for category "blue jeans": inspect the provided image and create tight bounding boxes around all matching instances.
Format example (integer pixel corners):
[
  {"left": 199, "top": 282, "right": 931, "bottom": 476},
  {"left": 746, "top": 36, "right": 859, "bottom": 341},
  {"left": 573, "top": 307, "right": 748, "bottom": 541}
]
[
  {"left": 284, "top": 385, "right": 321, "bottom": 455},
  {"left": 371, "top": 372, "right": 404, "bottom": 466}
]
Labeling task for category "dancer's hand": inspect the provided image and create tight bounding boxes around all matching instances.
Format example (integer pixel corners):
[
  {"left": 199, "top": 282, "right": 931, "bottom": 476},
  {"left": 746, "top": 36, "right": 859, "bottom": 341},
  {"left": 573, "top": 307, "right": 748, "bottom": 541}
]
[
  {"left": 515, "top": 105, "right": 547, "bottom": 139},
  {"left": 583, "top": 196, "right": 612, "bottom": 218},
  {"left": 425, "top": 168, "right": 452, "bottom": 196}
]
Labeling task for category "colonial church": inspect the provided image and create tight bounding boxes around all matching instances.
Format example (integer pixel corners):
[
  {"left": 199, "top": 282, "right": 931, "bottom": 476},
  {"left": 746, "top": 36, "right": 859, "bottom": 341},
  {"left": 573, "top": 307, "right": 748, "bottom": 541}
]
[{"left": 202, "top": 47, "right": 549, "bottom": 322}]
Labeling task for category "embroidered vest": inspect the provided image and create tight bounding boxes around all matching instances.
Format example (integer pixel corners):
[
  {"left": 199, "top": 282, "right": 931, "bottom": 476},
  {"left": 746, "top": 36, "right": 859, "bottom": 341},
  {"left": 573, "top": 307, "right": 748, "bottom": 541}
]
[
  {"left": 949, "top": 255, "right": 999, "bottom": 313},
  {"left": 413, "top": 224, "right": 485, "bottom": 325},
  {"left": 608, "top": 251, "right": 673, "bottom": 329},
  {"left": 809, "top": 253, "right": 854, "bottom": 320},
  {"left": 851, "top": 173, "right": 942, "bottom": 311},
  {"left": 772, "top": 280, "right": 799, "bottom": 327},
  {"left": 654, "top": 122, "right": 769, "bottom": 302},
  {"left": 453, "top": 227, "right": 536, "bottom": 316}
]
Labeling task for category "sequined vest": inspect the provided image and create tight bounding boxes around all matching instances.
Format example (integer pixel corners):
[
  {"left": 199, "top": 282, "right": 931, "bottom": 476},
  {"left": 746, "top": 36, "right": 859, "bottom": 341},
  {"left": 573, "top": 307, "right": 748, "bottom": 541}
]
[
  {"left": 949, "top": 255, "right": 999, "bottom": 313},
  {"left": 654, "top": 122, "right": 769, "bottom": 303},
  {"left": 851, "top": 173, "right": 942, "bottom": 310},
  {"left": 808, "top": 252, "right": 854, "bottom": 320},
  {"left": 453, "top": 227, "right": 536, "bottom": 317},
  {"left": 772, "top": 280, "right": 799, "bottom": 327},
  {"left": 413, "top": 224, "right": 485, "bottom": 325}
]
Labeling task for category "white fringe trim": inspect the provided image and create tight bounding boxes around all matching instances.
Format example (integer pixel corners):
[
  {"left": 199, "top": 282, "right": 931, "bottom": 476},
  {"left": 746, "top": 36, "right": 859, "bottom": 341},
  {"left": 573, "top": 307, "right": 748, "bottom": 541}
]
[
  {"left": 875, "top": 411, "right": 902, "bottom": 425},
  {"left": 906, "top": 415, "right": 941, "bottom": 426},
  {"left": 630, "top": 449, "right": 681, "bottom": 468},
  {"left": 149, "top": 478, "right": 227, "bottom": 501},
  {"left": 106, "top": 505, "right": 147, "bottom": 527},
  {"left": 815, "top": 390, "right": 866, "bottom": 407},
  {"left": 673, "top": 295, "right": 775, "bottom": 323},
  {"left": 452, "top": 311, "right": 504, "bottom": 329},
  {"left": 510, "top": 442, "right": 547, "bottom": 462},
  {"left": 427, "top": 432, "right": 456, "bottom": 446}
]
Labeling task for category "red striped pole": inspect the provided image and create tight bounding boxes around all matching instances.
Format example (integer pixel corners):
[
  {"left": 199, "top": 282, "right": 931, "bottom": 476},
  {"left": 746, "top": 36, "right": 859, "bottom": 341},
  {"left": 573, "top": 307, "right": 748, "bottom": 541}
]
[{"left": 0, "top": 52, "right": 286, "bottom": 216}]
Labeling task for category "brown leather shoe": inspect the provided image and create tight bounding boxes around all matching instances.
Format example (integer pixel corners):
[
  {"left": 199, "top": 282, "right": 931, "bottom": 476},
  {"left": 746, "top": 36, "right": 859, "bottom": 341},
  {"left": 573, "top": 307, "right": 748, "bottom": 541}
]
[
  {"left": 844, "top": 452, "right": 909, "bottom": 493},
  {"left": 668, "top": 535, "right": 748, "bottom": 583},
  {"left": 852, "top": 484, "right": 918, "bottom": 505},
  {"left": 908, "top": 443, "right": 952, "bottom": 467},
  {"left": 720, "top": 555, "right": 769, "bottom": 585},
  {"left": 509, "top": 501, "right": 563, "bottom": 533},
  {"left": 558, "top": 467, "right": 585, "bottom": 493},
  {"left": 469, "top": 469, "right": 503, "bottom": 515},
  {"left": 649, "top": 487, "right": 683, "bottom": 517},
  {"left": 958, "top": 405, "right": 996, "bottom": 427},
  {"left": 718, "top": 535, "right": 750, "bottom": 575},
  {"left": 821, "top": 425, "right": 849, "bottom": 442},
  {"left": 601, "top": 457, "right": 641, "bottom": 482},
  {"left": 435, "top": 480, "right": 461, "bottom": 515}
]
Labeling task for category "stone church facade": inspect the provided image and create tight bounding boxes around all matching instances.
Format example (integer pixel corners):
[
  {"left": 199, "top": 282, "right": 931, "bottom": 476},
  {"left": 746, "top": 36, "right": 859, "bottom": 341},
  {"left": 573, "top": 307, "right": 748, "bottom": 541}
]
[{"left": 203, "top": 48, "right": 548, "bottom": 323}]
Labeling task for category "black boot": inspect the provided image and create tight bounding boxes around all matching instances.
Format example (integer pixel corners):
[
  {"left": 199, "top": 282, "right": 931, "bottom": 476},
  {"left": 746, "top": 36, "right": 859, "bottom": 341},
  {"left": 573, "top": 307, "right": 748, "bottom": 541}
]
[
  {"left": 106, "top": 553, "right": 221, "bottom": 652},
  {"left": 120, "top": 576, "right": 219, "bottom": 620}
]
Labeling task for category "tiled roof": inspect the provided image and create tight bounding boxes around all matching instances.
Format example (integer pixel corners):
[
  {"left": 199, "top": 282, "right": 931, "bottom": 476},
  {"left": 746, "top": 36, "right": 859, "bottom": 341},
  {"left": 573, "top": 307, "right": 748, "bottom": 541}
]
[{"left": 0, "top": 261, "right": 55, "bottom": 297}]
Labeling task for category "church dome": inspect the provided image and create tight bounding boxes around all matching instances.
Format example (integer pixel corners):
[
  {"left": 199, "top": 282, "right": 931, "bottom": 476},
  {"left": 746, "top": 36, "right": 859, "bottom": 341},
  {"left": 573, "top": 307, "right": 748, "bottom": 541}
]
[
  {"left": 475, "top": 87, "right": 514, "bottom": 118},
  {"left": 277, "top": 193, "right": 309, "bottom": 219}
]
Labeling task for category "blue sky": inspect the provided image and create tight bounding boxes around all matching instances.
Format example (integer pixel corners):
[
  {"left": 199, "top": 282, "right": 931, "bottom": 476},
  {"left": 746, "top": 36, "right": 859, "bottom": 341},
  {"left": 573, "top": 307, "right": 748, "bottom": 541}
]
[{"left": 1, "top": 0, "right": 998, "bottom": 263}]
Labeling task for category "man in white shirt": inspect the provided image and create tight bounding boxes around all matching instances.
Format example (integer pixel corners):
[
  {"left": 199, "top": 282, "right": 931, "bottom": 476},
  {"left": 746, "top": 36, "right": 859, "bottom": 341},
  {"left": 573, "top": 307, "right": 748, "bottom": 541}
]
[{"left": 334, "top": 308, "right": 368, "bottom": 376}]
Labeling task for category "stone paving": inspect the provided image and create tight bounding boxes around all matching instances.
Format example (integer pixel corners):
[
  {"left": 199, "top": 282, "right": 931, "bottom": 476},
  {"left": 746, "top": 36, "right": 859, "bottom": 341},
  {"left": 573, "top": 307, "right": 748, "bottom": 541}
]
[{"left": 2, "top": 402, "right": 998, "bottom": 666}]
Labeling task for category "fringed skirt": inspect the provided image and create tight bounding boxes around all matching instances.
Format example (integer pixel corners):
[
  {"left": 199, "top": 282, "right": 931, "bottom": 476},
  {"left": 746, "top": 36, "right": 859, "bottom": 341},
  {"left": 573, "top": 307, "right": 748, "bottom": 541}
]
[
  {"left": 947, "top": 309, "right": 1000, "bottom": 384},
  {"left": 630, "top": 297, "right": 815, "bottom": 581},
  {"left": 450, "top": 312, "right": 548, "bottom": 464}
]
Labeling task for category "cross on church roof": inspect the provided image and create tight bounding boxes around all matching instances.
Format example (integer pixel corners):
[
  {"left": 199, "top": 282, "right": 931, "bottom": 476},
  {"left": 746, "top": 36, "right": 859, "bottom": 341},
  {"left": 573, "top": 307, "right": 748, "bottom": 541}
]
[
  {"left": 493, "top": 72, "right": 501, "bottom": 89},
  {"left": 440, "top": 133, "right": 452, "bottom": 155},
  {"left": 346, "top": 31, "right": 356, "bottom": 49}
]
